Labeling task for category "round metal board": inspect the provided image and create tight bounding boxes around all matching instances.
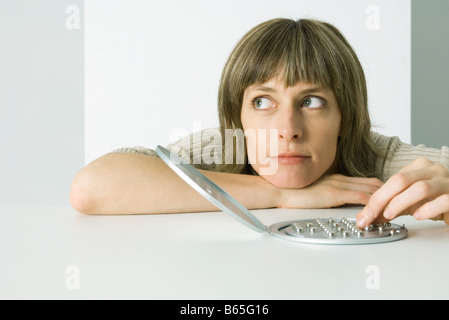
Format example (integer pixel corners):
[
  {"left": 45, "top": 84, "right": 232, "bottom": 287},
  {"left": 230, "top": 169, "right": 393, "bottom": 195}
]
[
  {"left": 269, "top": 218, "right": 407, "bottom": 245},
  {"left": 155, "top": 145, "right": 408, "bottom": 245},
  {"left": 155, "top": 145, "right": 267, "bottom": 233}
]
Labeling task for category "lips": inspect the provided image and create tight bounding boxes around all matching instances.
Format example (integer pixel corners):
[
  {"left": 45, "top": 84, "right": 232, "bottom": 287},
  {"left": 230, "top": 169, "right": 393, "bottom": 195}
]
[
  {"left": 276, "top": 152, "right": 310, "bottom": 158},
  {"left": 270, "top": 153, "right": 311, "bottom": 165}
]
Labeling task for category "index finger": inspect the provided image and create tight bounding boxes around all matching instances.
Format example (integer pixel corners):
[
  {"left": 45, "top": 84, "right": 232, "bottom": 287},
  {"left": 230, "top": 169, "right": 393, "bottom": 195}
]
[{"left": 356, "top": 169, "right": 431, "bottom": 228}]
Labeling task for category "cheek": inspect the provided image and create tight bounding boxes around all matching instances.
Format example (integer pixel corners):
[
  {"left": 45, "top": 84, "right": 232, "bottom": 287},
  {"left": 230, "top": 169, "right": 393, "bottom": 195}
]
[
  {"left": 244, "top": 129, "right": 273, "bottom": 165},
  {"left": 245, "top": 136, "right": 257, "bottom": 164},
  {"left": 314, "top": 127, "right": 339, "bottom": 164},
  {"left": 241, "top": 116, "right": 273, "bottom": 164}
]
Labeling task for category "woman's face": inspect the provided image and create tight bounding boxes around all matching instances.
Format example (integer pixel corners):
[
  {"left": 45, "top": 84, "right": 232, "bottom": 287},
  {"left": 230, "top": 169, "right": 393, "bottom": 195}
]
[{"left": 240, "top": 77, "right": 342, "bottom": 188}]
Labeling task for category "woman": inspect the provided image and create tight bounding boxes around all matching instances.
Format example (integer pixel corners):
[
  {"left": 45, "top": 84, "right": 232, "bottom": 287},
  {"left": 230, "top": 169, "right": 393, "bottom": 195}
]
[{"left": 70, "top": 18, "right": 449, "bottom": 228}]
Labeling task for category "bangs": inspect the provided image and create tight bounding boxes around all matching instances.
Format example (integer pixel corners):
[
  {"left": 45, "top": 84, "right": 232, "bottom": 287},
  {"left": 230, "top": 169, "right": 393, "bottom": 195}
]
[
  {"left": 236, "top": 19, "right": 349, "bottom": 90},
  {"left": 218, "top": 18, "right": 377, "bottom": 177}
]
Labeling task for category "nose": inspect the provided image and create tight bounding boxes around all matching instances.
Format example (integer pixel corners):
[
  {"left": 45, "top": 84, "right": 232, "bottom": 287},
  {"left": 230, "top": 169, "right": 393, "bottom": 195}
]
[
  {"left": 279, "top": 128, "right": 301, "bottom": 141},
  {"left": 277, "top": 109, "right": 302, "bottom": 142}
]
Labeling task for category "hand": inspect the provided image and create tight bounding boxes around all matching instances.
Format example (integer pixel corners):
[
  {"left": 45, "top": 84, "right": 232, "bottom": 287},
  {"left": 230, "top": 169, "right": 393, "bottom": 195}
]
[
  {"left": 278, "top": 173, "right": 383, "bottom": 209},
  {"left": 356, "top": 158, "right": 449, "bottom": 228}
]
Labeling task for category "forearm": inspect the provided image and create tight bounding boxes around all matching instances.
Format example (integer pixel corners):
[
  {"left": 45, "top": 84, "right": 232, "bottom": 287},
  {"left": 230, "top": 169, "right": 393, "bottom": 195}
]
[{"left": 70, "top": 153, "right": 279, "bottom": 214}]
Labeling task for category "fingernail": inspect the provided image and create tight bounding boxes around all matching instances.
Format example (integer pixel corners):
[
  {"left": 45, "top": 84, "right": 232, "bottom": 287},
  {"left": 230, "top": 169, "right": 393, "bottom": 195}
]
[
  {"left": 357, "top": 217, "right": 366, "bottom": 228},
  {"left": 414, "top": 211, "right": 422, "bottom": 220},
  {"left": 383, "top": 208, "right": 392, "bottom": 219}
]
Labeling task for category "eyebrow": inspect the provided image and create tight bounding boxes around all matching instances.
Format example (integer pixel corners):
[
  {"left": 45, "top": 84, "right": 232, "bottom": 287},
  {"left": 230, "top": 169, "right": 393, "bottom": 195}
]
[{"left": 251, "top": 86, "right": 328, "bottom": 95}]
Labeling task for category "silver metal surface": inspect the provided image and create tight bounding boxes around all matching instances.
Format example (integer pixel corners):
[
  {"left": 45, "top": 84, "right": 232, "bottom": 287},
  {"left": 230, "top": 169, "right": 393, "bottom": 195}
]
[
  {"left": 155, "top": 145, "right": 267, "bottom": 233},
  {"left": 156, "top": 145, "right": 408, "bottom": 245},
  {"left": 269, "top": 218, "right": 407, "bottom": 245}
]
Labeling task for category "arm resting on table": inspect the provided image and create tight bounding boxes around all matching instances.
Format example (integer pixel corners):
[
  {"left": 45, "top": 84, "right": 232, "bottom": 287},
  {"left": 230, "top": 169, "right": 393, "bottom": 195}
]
[{"left": 70, "top": 153, "right": 280, "bottom": 215}]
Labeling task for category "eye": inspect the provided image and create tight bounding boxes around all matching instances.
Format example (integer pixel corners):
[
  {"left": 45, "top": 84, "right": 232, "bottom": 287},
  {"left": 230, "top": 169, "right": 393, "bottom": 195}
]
[
  {"left": 252, "top": 97, "right": 275, "bottom": 110},
  {"left": 302, "top": 97, "right": 325, "bottom": 108}
]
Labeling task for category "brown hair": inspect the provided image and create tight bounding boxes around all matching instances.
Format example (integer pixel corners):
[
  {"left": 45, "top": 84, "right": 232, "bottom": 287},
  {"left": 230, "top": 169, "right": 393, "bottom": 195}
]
[{"left": 217, "top": 18, "right": 386, "bottom": 178}]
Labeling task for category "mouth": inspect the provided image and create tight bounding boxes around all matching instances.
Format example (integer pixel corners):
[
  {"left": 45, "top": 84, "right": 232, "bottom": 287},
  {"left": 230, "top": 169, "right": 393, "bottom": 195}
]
[{"left": 270, "top": 153, "right": 311, "bottom": 165}]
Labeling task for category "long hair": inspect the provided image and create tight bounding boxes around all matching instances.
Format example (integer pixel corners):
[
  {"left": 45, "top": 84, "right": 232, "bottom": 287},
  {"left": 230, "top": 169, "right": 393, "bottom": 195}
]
[{"left": 217, "top": 18, "right": 386, "bottom": 177}]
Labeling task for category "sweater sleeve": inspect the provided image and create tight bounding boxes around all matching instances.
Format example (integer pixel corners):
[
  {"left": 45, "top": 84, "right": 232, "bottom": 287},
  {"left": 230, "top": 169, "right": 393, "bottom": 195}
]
[
  {"left": 110, "top": 128, "right": 224, "bottom": 171},
  {"left": 372, "top": 132, "right": 449, "bottom": 181}
]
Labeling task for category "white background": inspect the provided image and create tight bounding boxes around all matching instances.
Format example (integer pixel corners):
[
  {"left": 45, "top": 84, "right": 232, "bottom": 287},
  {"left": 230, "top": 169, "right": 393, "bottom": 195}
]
[{"left": 85, "top": 0, "right": 410, "bottom": 164}]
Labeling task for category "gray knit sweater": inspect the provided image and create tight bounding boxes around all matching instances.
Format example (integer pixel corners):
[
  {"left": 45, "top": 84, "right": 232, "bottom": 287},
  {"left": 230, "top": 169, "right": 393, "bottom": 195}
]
[{"left": 112, "top": 129, "right": 449, "bottom": 182}]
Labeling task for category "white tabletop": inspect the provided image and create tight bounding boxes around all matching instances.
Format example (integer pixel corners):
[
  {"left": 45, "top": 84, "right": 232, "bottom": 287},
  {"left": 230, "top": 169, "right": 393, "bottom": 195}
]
[{"left": 1, "top": 205, "right": 448, "bottom": 300}]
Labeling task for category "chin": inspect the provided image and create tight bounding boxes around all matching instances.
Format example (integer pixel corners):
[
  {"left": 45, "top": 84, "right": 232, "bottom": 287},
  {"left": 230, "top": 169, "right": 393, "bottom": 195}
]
[{"left": 261, "top": 172, "right": 316, "bottom": 189}]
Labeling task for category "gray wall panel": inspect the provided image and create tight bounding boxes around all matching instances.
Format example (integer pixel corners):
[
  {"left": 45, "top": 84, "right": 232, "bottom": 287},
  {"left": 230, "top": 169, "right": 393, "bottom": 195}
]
[
  {"left": 0, "top": 0, "right": 84, "bottom": 204},
  {"left": 412, "top": 0, "right": 449, "bottom": 148}
]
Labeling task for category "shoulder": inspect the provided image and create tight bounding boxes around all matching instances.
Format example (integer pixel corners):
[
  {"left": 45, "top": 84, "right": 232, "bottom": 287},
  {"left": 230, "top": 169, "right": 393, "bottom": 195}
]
[
  {"left": 110, "top": 127, "right": 244, "bottom": 173},
  {"left": 371, "top": 131, "right": 449, "bottom": 181},
  {"left": 110, "top": 146, "right": 159, "bottom": 157}
]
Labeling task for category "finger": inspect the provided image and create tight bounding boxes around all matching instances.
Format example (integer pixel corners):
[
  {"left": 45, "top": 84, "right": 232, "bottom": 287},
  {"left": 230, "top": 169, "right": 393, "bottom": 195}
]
[
  {"left": 334, "top": 180, "right": 381, "bottom": 195},
  {"left": 413, "top": 194, "right": 449, "bottom": 220},
  {"left": 326, "top": 175, "right": 383, "bottom": 196},
  {"left": 434, "top": 212, "right": 449, "bottom": 225},
  {"left": 331, "top": 175, "right": 384, "bottom": 188},
  {"left": 326, "top": 190, "right": 372, "bottom": 208},
  {"left": 383, "top": 179, "right": 448, "bottom": 220},
  {"left": 430, "top": 214, "right": 443, "bottom": 221},
  {"left": 356, "top": 209, "right": 392, "bottom": 228},
  {"left": 357, "top": 168, "right": 435, "bottom": 228},
  {"left": 433, "top": 213, "right": 449, "bottom": 225}
]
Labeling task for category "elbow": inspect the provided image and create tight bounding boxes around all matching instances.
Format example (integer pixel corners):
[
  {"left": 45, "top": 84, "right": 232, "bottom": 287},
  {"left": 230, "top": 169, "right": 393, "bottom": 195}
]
[{"left": 70, "top": 172, "right": 97, "bottom": 215}]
